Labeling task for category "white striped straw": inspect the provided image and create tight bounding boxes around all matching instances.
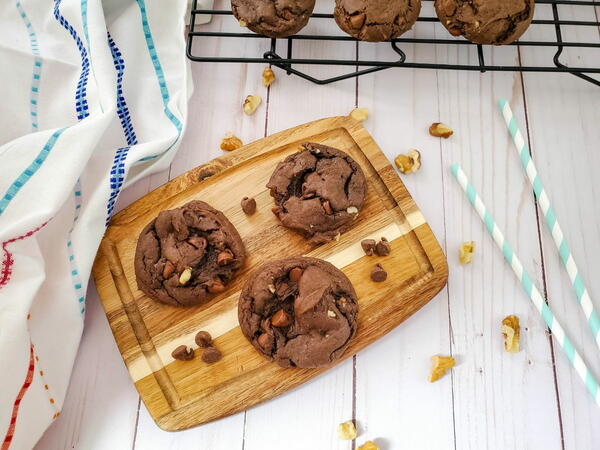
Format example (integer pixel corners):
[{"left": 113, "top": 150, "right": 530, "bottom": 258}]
[
  {"left": 498, "top": 99, "right": 600, "bottom": 352},
  {"left": 451, "top": 163, "right": 600, "bottom": 408}
]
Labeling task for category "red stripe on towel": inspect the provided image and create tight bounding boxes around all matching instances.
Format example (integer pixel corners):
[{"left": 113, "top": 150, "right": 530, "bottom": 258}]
[
  {"left": 1, "top": 342, "right": 35, "bottom": 450},
  {"left": 0, "top": 221, "right": 48, "bottom": 289}
]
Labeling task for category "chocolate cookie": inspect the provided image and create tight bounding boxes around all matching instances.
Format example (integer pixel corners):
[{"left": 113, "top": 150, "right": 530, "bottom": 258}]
[
  {"left": 435, "top": 0, "right": 534, "bottom": 45},
  {"left": 334, "top": 0, "right": 421, "bottom": 42},
  {"left": 238, "top": 257, "right": 359, "bottom": 368},
  {"left": 134, "top": 200, "right": 245, "bottom": 307},
  {"left": 266, "top": 142, "right": 367, "bottom": 245},
  {"left": 231, "top": 0, "right": 316, "bottom": 38}
]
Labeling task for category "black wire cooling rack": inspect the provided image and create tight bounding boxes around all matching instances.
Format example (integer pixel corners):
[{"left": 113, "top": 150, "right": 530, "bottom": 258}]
[{"left": 187, "top": 0, "right": 600, "bottom": 86}]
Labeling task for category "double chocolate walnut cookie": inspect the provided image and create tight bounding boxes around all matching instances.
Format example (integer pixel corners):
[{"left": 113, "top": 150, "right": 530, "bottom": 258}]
[
  {"left": 267, "top": 142, "right": 367, "bottom": 245},
  {"left": 135, "top": 200, "right": 245, "bottom": 307},
  {"left": 238, "top": 257, "right": 359, "bottom": 368},
  {"left": 435, "top": 0, "right": 534, "bottom": 45},
  {"left": 334, "top": 0, "right": 421, "bottom": 42},
  {"left": 231, "top": 0, "right": 316, "bottom": 38}
]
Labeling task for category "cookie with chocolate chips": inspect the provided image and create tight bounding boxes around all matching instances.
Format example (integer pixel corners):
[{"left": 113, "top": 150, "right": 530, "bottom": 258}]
[
  {"left": 231, "top": 0, "right": 316, "bottom": 38},
  {"left": 134, "top": 200, "right": 245, "bottom": 307},
  {"left": 238, "top": 257, "right": 359, "bottom": 368},
  {"left": 334, "top": 0, "right": 421, "bottom": 42},
  {"left": 435, "top": 0, "right": 534, "bottom": 45},
  {"left": 266, "top": 142, "right": 367, "bottom": 245}
]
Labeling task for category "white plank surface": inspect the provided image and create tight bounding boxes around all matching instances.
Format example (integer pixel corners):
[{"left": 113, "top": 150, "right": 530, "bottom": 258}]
[{"left": 36, "top": 1, "right": 600, "bottom": 449}]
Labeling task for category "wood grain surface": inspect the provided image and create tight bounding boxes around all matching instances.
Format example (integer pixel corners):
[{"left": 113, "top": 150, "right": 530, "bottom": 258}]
[{"left": 92, "top": 116, "right": 448, "bottom": 431}]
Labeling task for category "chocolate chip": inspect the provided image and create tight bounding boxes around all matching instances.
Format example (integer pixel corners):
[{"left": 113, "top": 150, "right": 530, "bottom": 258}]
[
  {"left": 271, "top": 309, "right": 291, "bottom": 327},
  {"left": 202, "top": 346, "right": 222, "bottom": 364},
  {"left": 361, "top": 239, "right": 376, "bottom": 256},
  {"left": 289, "top": 267, "right": 303, "bottom": 282},
  {"left": 241, "top": 197, "right": 257, "bottom": 215},
  {"left": 371, "top": 263, "right": 388, "bottom": 282},
  {"left": 375, "top": 237, "right": 391, "bottom": 257},
  {"left": 208, "top": 277, "right": 226, "bottom": 293},
  {"left": 217, "top": 249, "right": 234, "bottom": 266},
  {"left": 171, "top": 345, "right": 194, "bottom": 361},
  {"left": 195, "top": 330, "right": 212, "bottom": 348},
  {"left": 188, "top": 236, "right": 207, "bottom": 250},
  {"left": 257, "top": 332, "right": 272, "bottom": 350},
  {"left": 162, "top": 260, "right": 175, "bottom": 278}
]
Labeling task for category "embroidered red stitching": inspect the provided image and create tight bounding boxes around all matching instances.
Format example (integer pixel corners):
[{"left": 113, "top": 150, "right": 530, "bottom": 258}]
[
  {"left": 0, "top": 221, "right": 48, "bottom": 289},
  {"left": 1, "top": 343, "right": 35, "bottom": 450}
]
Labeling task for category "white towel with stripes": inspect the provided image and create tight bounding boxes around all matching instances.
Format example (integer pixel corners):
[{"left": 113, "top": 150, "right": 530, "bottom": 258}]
[{"left": 0, "top": 0, "right": 191, "bottom": 448}]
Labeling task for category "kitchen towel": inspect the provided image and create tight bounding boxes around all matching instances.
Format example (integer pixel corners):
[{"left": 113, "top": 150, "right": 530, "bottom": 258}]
[{"left": 0, "top": 0, "right": 191, "bottom": 448}]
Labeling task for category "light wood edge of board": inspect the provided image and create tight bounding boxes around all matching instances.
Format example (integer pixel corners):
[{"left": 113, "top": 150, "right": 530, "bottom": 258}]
[{"left": 92, "top": 115, "right": 449, "bottom": 431}]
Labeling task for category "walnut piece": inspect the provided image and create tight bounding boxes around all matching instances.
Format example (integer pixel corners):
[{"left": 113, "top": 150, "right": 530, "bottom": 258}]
[
  {"left": 242, "top": 95, "right": 262, "bottom": 115},
  {"left": 459, "top": 241, "right": 475, "bottom": 264},
  {"left": 502, "top": 315, "right": 521, "bottom": 353},
  {"left": 179, "top": 267, "right": 192, "bottom": 285},
  {"left": 220, "top": 133, "right": 243, "bottom": 151},
  {"left": 429, "top": 122, "right": 453, "bottom": 138},
  {"left": 394, "top": 149, "right": 421, "bottom": 174},
  {"left": 358, "top": 442, "right": 379, "bottom": 450},
  {"left": 429, "top": 355, "right": 455, "bottom": 382},
  {"left": 350, "top": 108, "right": 369, "bottom": 122},
  {"left": 262, "top": 67, "right": 276, "bottom": 87},
  {"left": 337, "top": 420, "right": 357, "bottom": 440}
]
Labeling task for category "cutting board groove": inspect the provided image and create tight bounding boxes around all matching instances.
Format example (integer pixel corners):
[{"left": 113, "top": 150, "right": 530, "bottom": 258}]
[{"left": 92, "top": 116, "right": 448, "bottom": 431}]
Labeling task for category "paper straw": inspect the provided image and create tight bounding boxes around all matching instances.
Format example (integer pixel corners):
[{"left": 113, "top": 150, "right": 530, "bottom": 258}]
[
  {"left": 498, "top": 99, "right": 600, "bottom": 352},
  {"left": 451, "top": 163, "right": 600, "bottom": 408}
]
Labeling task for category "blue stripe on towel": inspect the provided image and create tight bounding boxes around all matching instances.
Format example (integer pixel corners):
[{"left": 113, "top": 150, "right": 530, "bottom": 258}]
[
  {"left": 105, "top": 32, "right": 138, "bottom": 225},
  {"left": 15, "top": 1, "right": 42, "bottom": 132},
  {"left": 135, "top": 0, "right": 182, "bottom": 162},
  {"left": 0, "top": 128, "right": 67, "bottom": 217}
]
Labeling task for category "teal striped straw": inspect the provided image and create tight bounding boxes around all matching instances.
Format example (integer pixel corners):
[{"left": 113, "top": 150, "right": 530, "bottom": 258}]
[
  {"left": 498, "top": 99, "right": 600, "bottom": 351},
  {"left": 451, "top": 163, "right": 600, "bottom": 408}
]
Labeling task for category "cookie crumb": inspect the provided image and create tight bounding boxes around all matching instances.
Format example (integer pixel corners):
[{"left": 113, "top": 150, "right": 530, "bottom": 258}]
[
  {"left": 220, "top": 133, "right": 243, "bottom": 151},
  {"left": 459, "top": 241, "right": 475, "bottom": 264},
  {"left": 262, "top": 67, "right": 276, "bottom": 87},
  {"left": 202, "top": 346, "right": 222, "bottom": 364},
  {"left": 361, "top": 239, "right": 376, "bottom": 256},
  {"left": 429, "top": 122, "right": 453, "bottom": 138},
  {"left": 195, "top": 331, "right": 213, "bottom": 348},
  {"left": 371, "top": 263, "right": 387, "bottom": 282},
  {"left": 350, "top": 107, "right": 369, "bottom": 122},
  {"left": 242, "top": 95, "right": 262, "bottom": 115},
  {"left": 172, "top": 345, "right": 194, "bottom": 361},
  {"left": 241, "top": 196, "right": 257, "bottom": 215}
]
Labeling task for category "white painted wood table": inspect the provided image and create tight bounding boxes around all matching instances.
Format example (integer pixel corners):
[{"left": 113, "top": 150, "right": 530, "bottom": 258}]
[{"left": 35, "top": 1, "right": 600, "bottom": 449}]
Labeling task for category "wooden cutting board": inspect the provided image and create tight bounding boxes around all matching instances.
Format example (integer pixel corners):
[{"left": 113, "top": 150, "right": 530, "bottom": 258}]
[{"left": 92, "top": 116, "right": 448, "bottom": 431}]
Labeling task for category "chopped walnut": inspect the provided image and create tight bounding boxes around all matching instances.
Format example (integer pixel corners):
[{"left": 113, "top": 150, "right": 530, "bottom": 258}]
[
  {"left": 337, "top": 420, "right": 357, "bottom": 440},
  {"left": 220, "top": 133, "right": 243, "bottom": 151},
  {"left": 262, "top": 67, "right": 276, "bottom": 87},
  {"left": 459, "top": 241, "right": 475, "bottom": 264},
  {"left": 429, "top": 355, "right": 455, "bottom": 382},
  {"left": 358, "top": 441, "right": 379, "bottom": 450},
  {"left": 502, "top": 315, "right": 521, "bottom": 353},
  {"left": 179, "top": 267, "right": 192, "bottom": 285},
  {"left": 350, "top": 108, "right": 369, "bottom": 122},
  {"left": 242, "top": 95, "right": 262, "bottom": 115},
  {"left": 394, "top": 149, "right": 421, "bottom": 174},
  {"left": 429, "top": 122, "right": 453, "bottom": 138}
]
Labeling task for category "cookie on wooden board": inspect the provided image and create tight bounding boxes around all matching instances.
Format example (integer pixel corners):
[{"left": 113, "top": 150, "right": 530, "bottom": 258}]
[
  {"left": 231, "top": 0, "right": 316, "bottom": 38},
  {"left": 238, "top": 257, "right": 359, "bottom": 368},
  {"left": 334, "top": 0, "right": 421, "bottom": 42},
  {"left": 266, "top": 142, "right": 367, "bottom": 245},
  {"left": 134, "top": 200, "right": 245, "bottom": 307},
  {"left": 435, "top": 0, "right": 535, "bottom": 45}
]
